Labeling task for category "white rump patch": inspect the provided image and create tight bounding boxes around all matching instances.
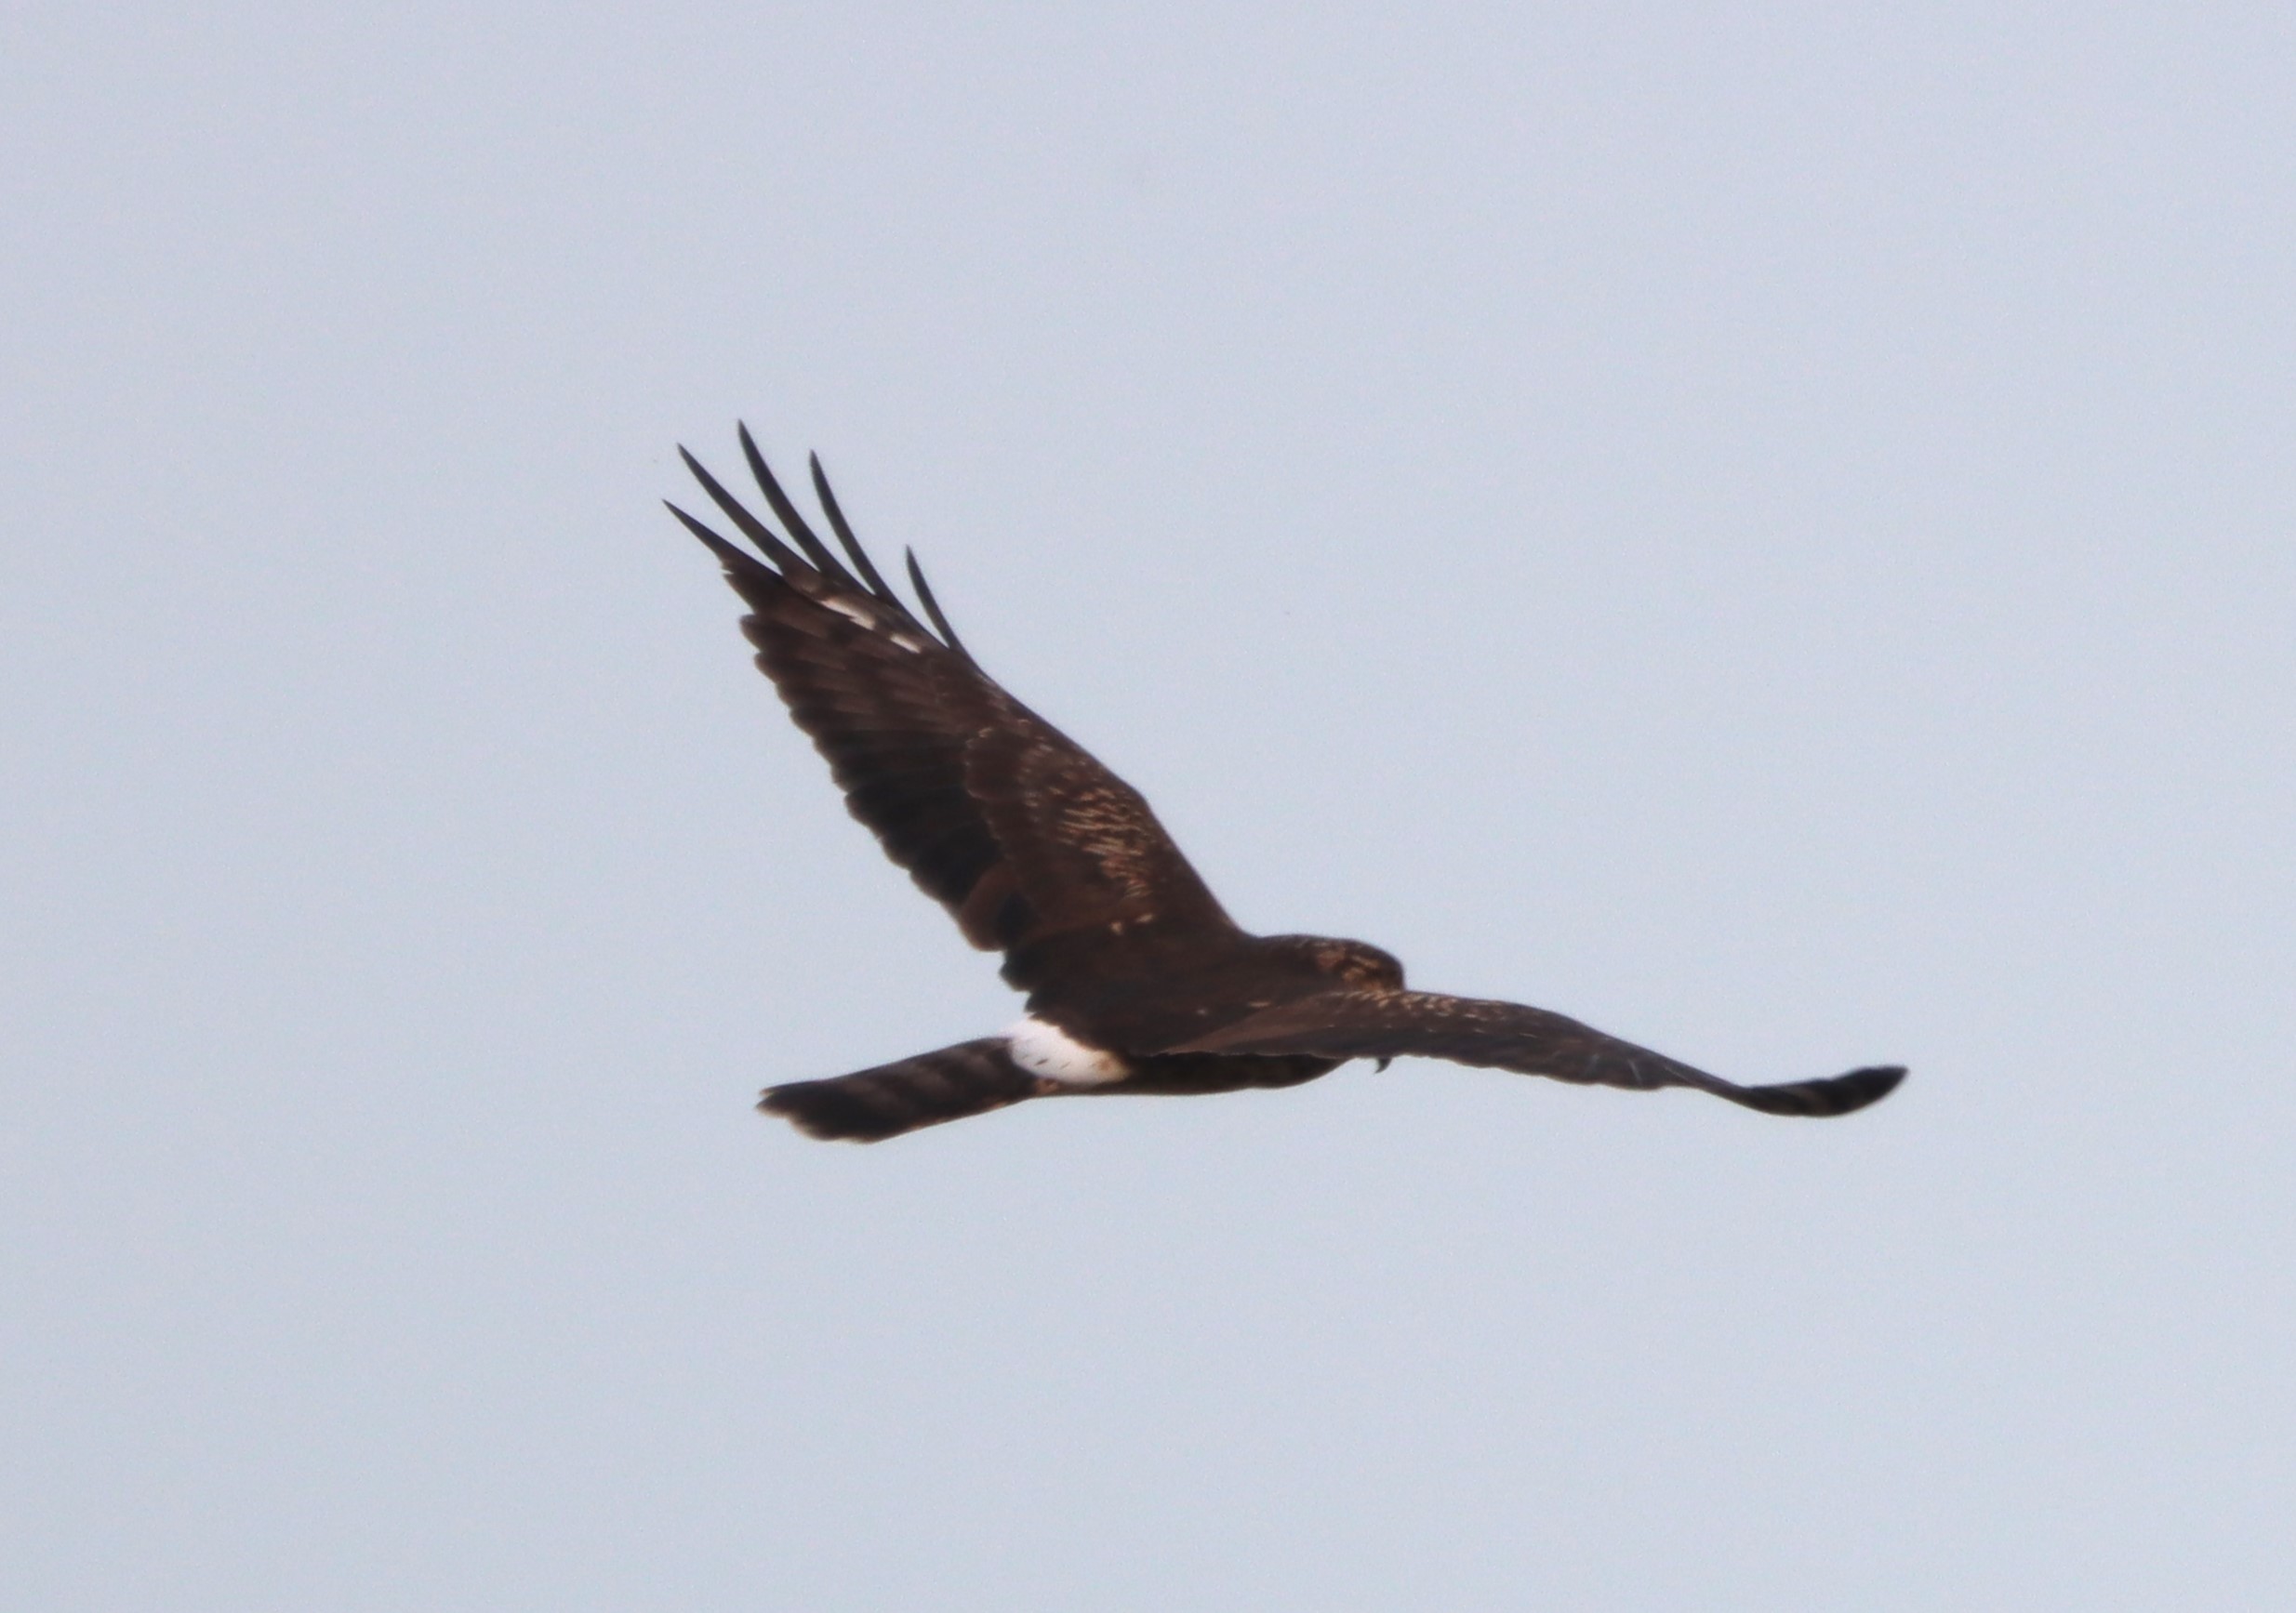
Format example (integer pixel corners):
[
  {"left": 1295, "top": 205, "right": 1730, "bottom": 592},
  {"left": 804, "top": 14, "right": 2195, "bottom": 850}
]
[{"left": 1005, "top": 1016, "right": 1129, "bottom": 1086}]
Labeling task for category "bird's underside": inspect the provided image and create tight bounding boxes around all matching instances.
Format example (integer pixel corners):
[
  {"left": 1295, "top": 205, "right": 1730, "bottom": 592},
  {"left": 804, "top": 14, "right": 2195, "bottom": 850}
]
[{"left": 669, "top": 427, "right": 1906, "bottom": 1143}]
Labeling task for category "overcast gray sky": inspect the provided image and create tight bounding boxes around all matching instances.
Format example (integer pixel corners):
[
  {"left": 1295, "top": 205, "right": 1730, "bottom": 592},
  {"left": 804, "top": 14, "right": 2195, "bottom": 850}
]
[{"left": 6, "top": 3, "right": 2292, "bottom": 1607}]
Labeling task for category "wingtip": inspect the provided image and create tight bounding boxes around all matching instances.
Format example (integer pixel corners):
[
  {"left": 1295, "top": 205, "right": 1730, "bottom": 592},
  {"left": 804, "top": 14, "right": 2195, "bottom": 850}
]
[
  {"left": 808, "top": 450, "right": 903, "bottom": 604},
  {"left": 1811, "top": 1064, "right": 1908, "bottom": 1116},
  {"left": 902, "top": 547, "right": 973, "bottom": 660},
  {"left": 663, "top": 498, "right": 737, "bottom": 556},
  {"left": 1724, "top": 1062, "right": 1905, "bottom": 1117},
  {"left": 736, "top": 423, "right": 849, "bottom": 577}
]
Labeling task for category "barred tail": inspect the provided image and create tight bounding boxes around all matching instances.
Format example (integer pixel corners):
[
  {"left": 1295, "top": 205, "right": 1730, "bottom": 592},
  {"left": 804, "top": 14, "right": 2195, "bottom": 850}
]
[{"left": 759, "top": 1037, "right": 1052, "bottom": 1143}]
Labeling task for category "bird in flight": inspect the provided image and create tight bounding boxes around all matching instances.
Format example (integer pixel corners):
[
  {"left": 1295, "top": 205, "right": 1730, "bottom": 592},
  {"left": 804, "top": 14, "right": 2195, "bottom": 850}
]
[{"left": 668, "top": 429, "right": 1905, "bottom": 1142}]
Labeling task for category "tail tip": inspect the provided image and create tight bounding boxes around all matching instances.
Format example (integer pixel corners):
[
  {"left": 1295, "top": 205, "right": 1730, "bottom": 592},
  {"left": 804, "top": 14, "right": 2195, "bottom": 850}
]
[{"left": 757, "top": 1082, "right": 898, "bottom": 1144}]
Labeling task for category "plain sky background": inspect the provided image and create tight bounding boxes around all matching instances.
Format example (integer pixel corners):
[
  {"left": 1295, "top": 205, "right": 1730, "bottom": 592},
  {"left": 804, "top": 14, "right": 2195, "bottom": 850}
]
[{"left": 6, "top": 3, "right": 2292, "bottom": 1607}]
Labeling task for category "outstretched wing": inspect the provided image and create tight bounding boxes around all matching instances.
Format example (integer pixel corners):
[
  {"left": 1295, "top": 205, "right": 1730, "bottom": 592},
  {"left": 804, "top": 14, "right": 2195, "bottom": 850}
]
[
  {"left": 669, "top": 428, "right": 1238, "bottom": 988},
  {"left": 1173, "top": 989, "right": 1904, "bottom": 1117}
]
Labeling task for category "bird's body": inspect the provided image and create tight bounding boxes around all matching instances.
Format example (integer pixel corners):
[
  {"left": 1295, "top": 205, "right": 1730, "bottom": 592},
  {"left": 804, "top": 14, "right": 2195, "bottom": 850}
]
[{"left": 669, "top": 430, "right": 1904, "bottom": 1141}]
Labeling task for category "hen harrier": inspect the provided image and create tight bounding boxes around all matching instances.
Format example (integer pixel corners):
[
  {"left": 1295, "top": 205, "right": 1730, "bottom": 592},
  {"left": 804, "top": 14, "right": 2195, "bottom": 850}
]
[{"left": 669, "top": 429, "right": 1905, "bottom": 1142}]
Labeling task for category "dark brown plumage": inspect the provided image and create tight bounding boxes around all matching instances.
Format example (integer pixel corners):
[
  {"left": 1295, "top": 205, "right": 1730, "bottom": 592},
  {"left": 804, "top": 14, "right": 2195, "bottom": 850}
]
[{"left": 669, "top": 429, "right": 1906, "bottom": 1142}]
